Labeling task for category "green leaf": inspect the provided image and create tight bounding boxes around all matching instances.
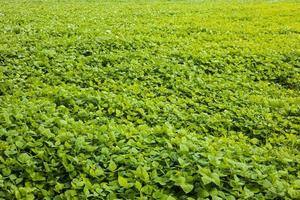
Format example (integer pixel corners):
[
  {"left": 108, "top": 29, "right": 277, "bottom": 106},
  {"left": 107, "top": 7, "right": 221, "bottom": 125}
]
[
  {"left": 153, "top": 191, "right": 176, "bottom": 200},
  {"left": 171, "top": 176, "right": 193, "bottom": 193},
  {"left": 198, "top": 188, "right": 210, "bottom": 197},
  {"left": 55, "top": 183, "right": 64, "bottom": 192},
  {"left": 181, "top": 183, "right": 194, "bottom": 193},
  {"left": 135, "top": 181, "right": 142, "bottom": 191},
  {"left": 201, "top": 175, "right": 213, "bottom": 185},
  {"left": 211, "top": 195, "right": 222, "bottom": 200},
  {"left": 31, "top": 172, "right": 46, "bottom": 181},
  {"left": 166, "top": 196, "right": 176, "bottom": 200},
  {"left": 180, "top": 144, "right": 189, "bottom": 153},
  {"left": 15, "top": 140, "right": 25, "bottom": 148},
  {"left": 108, "top": 160, "right": 117, "bottom": 171},
  {"left": 15, "top": 190, "right": 21, "bottom": 199},
  {"left": 3, "top": 168, "right": 11, "bottom": 176},
  {"left": 25, "top": 194, "right": 35, "bottom": 200},
  {"left": 118, "top": 176, "right": 128, "bottom": 188},
  {"left": 172, "top": 176, "right": 185, "bottom": 185},
  {"left": 90, "top": 167, "right": 104, "bottom": 177},
  {"left": 211, "top": 173, "right": 220, "bottom": 186},
  {"left": 288, "top": 188, "right": 300, "bottom": 199},
  {"left": 135, "top": 166, "right": 149, "bottom": 182},
  {"left": 141, "top": 185, "right": 153, "bottom": 195},
  {"left": 199, "top": 168, "right": 220, "bottom": 186},
  {"left": 18, "top": 153, "right": 31, "bottom": 164},
  {"left": 178, "top": 157, "right": 185, "bottom": 166},
  {"left": 292, "top": 180, "right": 300, "bottom": 189},
  {"left": 116, "top": 109, "right": 123, "bottom": 117},
  {"left": 243, "top": 186, "right": 254, "bottom": 198}
]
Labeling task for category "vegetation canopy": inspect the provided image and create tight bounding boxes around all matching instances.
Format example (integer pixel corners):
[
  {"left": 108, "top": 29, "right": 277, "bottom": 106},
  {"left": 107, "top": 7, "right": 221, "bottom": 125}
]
[{"left": 0, "top": 0, "right": 299, "bottom": 199}]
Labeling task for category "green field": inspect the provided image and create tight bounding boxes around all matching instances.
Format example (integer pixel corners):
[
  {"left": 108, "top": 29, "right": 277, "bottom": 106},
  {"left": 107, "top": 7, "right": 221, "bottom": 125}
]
[{"left": 0, "top": 0, "right": 300, "bottom": 199}]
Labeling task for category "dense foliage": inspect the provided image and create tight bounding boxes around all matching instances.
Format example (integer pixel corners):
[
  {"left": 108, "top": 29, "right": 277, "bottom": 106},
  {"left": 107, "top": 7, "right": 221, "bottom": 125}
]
[{"left": 0, "top": 0, "right": 299, "bottom": 199}]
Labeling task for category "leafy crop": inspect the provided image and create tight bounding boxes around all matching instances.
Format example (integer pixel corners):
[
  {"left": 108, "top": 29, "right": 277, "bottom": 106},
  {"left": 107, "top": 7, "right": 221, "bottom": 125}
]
[{"left": 0, "top": 0, "right": 299, "bottom": 199}]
